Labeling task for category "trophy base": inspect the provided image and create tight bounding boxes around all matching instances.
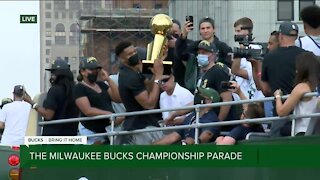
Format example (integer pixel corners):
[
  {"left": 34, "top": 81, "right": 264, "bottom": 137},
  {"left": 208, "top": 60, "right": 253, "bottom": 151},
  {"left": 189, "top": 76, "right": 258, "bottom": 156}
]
[{"left": 142, "top": 60, "right": 173, "bottom": 76}]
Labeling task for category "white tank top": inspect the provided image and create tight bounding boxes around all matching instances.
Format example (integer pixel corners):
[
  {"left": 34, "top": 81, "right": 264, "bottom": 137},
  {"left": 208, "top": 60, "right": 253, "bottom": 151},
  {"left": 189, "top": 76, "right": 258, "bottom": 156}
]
[
  {"left": 293, "top": 96, "right": 319, "bottom": 135},
  {"left": 298, "top": 36, "right": 320, "bottom": 56}
]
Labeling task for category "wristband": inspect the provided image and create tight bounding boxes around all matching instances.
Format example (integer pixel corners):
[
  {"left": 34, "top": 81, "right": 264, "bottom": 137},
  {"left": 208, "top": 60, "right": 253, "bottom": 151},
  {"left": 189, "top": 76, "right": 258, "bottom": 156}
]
[
  {"left": 32, "top": 103, "right": 39, "bottom": 110},
  {"left": 154, "top": 80, "right": 160, "bottom": 84},
  {"left": 257, "top": 72, "right": 262, "bottom": 77}
]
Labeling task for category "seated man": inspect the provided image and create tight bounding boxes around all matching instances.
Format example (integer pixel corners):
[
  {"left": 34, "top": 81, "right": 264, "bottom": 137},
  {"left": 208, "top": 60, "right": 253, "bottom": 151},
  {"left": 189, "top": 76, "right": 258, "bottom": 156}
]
[
  {"left": 153, "top": 87, "right": 220, "bottom": 145},
  {"left": 216, "top": 81, "right": 265, "bottom": 145},
  {"left": 159, "top": 72, "right": 194, "bottom": 126}
]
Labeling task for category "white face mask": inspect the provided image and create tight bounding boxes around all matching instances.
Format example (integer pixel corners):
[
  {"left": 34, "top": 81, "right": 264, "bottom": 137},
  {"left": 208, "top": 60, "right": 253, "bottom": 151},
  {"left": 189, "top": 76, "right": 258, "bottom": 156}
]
[{"left": 197, "top": 54, "right": 209, "bottom": 67}]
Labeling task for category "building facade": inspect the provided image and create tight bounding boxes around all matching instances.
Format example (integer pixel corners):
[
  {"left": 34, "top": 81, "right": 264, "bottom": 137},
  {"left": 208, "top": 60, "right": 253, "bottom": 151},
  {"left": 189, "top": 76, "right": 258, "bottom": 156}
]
[
  {"left": 40, "top": 0, "right": 168, "bottom": 92},
  {"left": 170, "top": 0, "right": 318, "bottom": 47}
]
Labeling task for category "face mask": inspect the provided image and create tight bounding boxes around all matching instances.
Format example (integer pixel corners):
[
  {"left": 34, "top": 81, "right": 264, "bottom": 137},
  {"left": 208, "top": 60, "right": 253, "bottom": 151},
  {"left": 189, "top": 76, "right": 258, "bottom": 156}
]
[
  {"left": 197, "top": 54, "right": 209, "bottom": 67},
  {"left": 194, "top": 95, "right": 206, "bottom": 105},
  {"left": 87, "top": 73, "right": 98, "bottom": 83},
  {"left": 128, "top": 53, "right": 140, "bottom": 66},
  {"left": 49, "top": 73, "right": 56, "bottom": 85},
  {"left": 49, "top": 77, "right": 56, "bottom": 85}
]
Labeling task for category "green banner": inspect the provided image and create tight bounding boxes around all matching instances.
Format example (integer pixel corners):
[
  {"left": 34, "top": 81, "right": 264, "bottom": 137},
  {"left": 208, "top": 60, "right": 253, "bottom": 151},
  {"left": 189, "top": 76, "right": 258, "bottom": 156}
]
[{"left": 20, "top": 145, "right": 320, "bottom": 168}]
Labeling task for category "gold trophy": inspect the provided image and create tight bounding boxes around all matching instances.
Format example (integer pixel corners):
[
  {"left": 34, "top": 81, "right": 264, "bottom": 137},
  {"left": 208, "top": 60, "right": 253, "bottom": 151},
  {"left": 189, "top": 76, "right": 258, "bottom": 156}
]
[{"left": 142, "top": 14, "right": 173, "bottom": 74}]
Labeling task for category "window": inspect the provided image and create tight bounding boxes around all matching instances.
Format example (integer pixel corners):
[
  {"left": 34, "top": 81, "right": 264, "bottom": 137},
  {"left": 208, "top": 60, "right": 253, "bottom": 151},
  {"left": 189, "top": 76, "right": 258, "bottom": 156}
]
[
  {"left": 69, "top": 0, "right": 80, "bottom": 10},
  {"left": 69, "top": 12, "right": 73, "bottom": 19},
  {"left": 105, "top": 0, "right": 113, "bottom": 9},
  {"left": 55, "top": 23, "right": 66, "bottom": 45},
  {"left": 46, "top": 49, "right": 50, "bottom": 55},
  {"left": 55, "top": 12, "right": 59, "bottom": 19},
  {"left": 62, "top": 12, "right": 66, "bottom": 19},
  {"left": 46, "top": 31, "right": 51, "bottom": 37},
  {"left": 155, "top": 3, "right": 162, "bottom": 9},
  {"left": 45, "top": 3, "right": 51, "bottom": 9},
  {"left": 46, "top": 58, "right": 50, "bottom": 63},
  {"left": 54, "top": 0, "right": 66, "bottom": 10},
  {"left": 277, "top": 0, "right": 294, "bottom": 21},
  {"left": 46, "top": 40, "right": 52, "bottom": 46},
  {"left": 45, "top": 12, "right": 51, "bottom": 18},
  {"left": 45, "top": 22, "right": 51, "bottom": 28},
  {"left": 83, "top": 0, "right": 93, "bottom": 9},
  {"left": 299, "top": 0, "right": 315, "bottom": 20},
  {"left": 69, "top": 23, "right": 79, "bottom": 45}
]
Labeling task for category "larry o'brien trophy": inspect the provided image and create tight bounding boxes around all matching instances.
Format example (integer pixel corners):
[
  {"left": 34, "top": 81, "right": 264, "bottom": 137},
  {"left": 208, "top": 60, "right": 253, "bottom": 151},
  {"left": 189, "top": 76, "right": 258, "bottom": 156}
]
[{"left": 142, "top": 14, "right": 173, "bottom": 75}]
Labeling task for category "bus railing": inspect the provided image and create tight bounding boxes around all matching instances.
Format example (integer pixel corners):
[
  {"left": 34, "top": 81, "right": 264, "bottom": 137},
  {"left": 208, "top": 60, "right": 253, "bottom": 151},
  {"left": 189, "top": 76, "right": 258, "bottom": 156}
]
[{"left": 38, "top": 92, "right": 319, "bottom": 145}]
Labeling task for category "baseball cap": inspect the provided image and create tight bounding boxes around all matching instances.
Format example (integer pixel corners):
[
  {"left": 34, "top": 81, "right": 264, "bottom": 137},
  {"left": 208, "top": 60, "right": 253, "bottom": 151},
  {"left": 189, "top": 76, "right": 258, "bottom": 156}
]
[
  {"left": 197, "top": 87, "right": 220, "bottom": 102},
  {"left": 13, "top": 85, "right": 25, "bottom": 97},
  {"left": 0, "top": 98, "right": 13, "bottom": 108},
  {"left": 279, "top": 21, "right": 299, "bottom": 36},
  {"left": 197, "top": 40, "right": 217, "bottom": 53},
  {"left": 45, "top": 59, "right": 70, "bottom": 71},
  {"left": 79, "top": 57, "right": 102, "bottom": 69}
]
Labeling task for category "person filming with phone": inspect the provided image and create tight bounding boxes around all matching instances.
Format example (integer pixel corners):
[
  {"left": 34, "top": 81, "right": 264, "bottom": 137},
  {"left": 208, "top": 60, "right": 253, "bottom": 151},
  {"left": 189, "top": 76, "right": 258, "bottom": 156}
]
[
  {"left": 176, "top": 16, "right": 232, "bottom": 92},
  {"left": 176, "top": 16, "right": 233, "bottom": 68}
]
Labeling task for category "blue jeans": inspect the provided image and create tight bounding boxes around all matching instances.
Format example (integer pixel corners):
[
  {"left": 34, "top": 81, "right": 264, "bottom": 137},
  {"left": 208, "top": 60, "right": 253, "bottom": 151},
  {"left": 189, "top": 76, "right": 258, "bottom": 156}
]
[{"left": 78, "top": 123, "right": 106, "bottom": 144}]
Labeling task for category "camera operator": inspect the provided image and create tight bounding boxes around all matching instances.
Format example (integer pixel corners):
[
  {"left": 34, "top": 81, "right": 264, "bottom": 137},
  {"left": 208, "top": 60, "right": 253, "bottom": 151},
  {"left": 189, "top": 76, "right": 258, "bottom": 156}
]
[{"left": 231, "top": 17, "right": 264, "bottom": 100}]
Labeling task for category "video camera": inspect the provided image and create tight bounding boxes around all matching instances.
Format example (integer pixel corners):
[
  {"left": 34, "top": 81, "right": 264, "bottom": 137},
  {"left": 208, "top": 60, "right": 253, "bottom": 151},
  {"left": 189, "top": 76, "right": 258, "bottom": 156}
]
[{"left": 233, "top": 33, "right": 267, "bottom": 60}]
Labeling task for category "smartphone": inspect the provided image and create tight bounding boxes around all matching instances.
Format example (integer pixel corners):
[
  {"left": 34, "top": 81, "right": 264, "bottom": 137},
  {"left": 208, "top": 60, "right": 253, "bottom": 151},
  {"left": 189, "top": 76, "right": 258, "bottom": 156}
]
[
  {"left": 221, "top": 81, "right": 234, "bottom": 90},
  {"left": 186, "top": 15, "right": 194, "bottom": 30}
]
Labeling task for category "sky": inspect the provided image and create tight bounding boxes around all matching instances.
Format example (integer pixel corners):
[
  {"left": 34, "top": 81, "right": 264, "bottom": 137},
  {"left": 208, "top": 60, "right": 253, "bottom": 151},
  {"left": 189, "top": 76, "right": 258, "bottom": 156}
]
[{"left": 0, "top": 1, "right": 40, "bottom": 100}]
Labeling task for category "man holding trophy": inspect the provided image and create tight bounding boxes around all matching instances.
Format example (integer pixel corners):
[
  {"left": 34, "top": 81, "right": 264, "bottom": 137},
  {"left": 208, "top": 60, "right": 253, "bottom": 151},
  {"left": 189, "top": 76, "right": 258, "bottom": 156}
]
[{"left": 116, "top": 14, "right": 172, "bottom": 144}]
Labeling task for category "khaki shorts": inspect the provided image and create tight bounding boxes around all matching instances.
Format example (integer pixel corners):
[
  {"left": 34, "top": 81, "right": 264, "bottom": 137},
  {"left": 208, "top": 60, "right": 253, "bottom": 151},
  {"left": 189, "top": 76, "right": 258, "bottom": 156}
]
[{"left": 116, "top": 126, "right": 164, "bottom": 145}]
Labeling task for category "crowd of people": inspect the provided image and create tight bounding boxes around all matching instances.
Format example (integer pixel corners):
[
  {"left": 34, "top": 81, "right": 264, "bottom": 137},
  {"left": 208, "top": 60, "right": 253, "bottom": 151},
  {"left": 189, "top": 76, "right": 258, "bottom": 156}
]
[{"left": 1, "top": 5, "right": 320, "bottom": 146}]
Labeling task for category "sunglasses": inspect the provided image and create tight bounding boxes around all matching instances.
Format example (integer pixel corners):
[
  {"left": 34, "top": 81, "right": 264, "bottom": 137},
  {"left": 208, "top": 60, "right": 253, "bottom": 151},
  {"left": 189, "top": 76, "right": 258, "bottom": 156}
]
[{"left": 160, "top": 77, "right": 170, "bottom": 84}]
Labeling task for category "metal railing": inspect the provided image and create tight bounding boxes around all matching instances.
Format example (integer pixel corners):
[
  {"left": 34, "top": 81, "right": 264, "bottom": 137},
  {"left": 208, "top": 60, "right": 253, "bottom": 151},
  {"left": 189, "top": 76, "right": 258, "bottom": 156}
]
[{"left": 38, "top": 92, "right": 320, "bottom": 145}]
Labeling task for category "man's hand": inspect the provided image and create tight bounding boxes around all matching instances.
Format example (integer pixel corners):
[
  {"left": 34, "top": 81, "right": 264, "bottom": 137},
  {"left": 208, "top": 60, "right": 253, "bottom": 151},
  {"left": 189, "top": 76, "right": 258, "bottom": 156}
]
[
  {"left": 274, "top": 89, "right": 283, "bottom": 98},
  {"left": 23, "top": 91, "right": 33, "bottom": 104},
  {"left": 184, "top": 137, "right": 195, "bottom": 144},
  {"left": 164, "top": 112, "right": 175, "bottom": 126},
  {"left": 168, "top": 36, "right": 177, "bottom": 48},
  {"left": 228, "top": 81, "right": 241, "bottom": 94},
  {"left": 114, "top": 116, "right": 125, "bottom": 126},
  {"left": 181, "top": 21, "right": 193, "bottom": 39},
  {"left": 248, "top": 58, "right": 262, "bottom": 72},
  {"left": 100, "top": 69, "right": 110, "bottom": 81}
]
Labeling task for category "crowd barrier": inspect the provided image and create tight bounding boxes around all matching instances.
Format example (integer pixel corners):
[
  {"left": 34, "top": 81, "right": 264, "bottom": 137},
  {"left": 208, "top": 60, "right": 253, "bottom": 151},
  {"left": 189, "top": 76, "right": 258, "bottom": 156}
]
[{"left": 38, "top": 92, "right": 319, "bottom": 145}]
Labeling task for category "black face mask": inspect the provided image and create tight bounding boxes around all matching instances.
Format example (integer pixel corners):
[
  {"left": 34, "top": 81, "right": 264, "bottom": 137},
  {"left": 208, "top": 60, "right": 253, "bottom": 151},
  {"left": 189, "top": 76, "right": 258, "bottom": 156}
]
[
  {"left": 87, "top": 73, "right": 98, "bottom": 83},
  {"left": 49, "top": 73, "right": 56, "bottom": 85},
  {"left": 128, "top": 53, "right": 140, "bottom": 66},
  {"left": 49, "top": 77, "right": 56, "bottom": 85},
  {"left": 194, "top": 95, "right": 206, "bottom": 105}
]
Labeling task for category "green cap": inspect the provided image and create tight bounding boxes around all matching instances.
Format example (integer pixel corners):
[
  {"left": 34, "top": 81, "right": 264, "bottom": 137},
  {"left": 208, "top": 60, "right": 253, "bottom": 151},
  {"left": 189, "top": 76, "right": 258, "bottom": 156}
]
[
  {"left": 79, "top": 57, "right": 102, "bottom": 69},
  {"left": 198, "top": 87, "right": 220, "bottom": 102},
  {"left": 1, "top": 98, "right": 13, "bottom": 108}
]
